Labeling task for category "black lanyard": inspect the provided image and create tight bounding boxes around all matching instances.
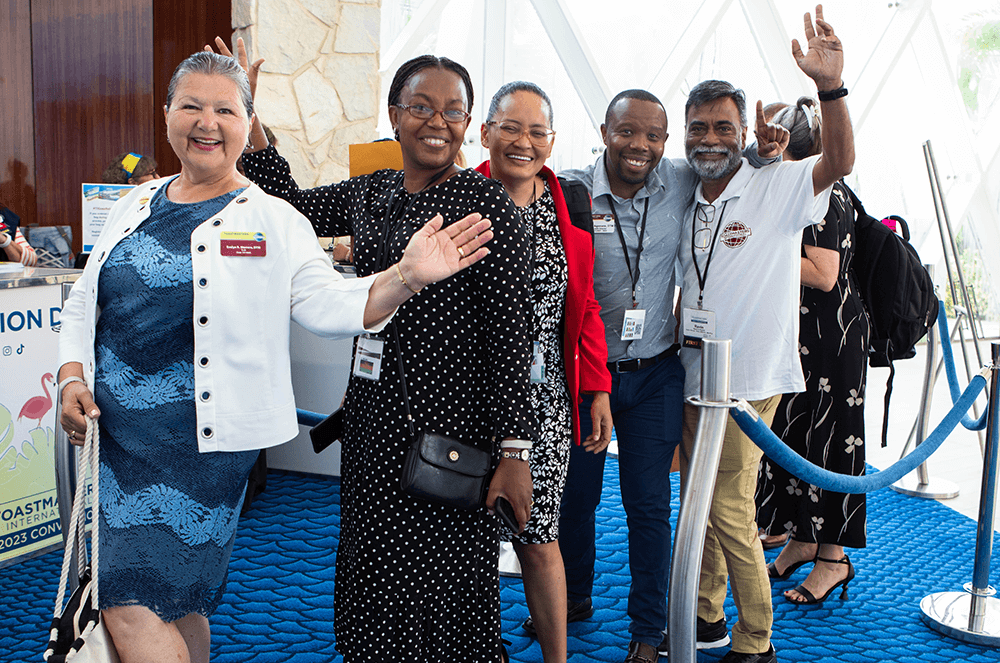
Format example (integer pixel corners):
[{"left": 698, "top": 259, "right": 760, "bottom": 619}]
[
  {"left": 376, "top": 165, "right": 454, "bottom": 273},
  {"left": 690, "top": 200, "right": 728, "bottom": 309},
  {"left": 605, "top": 195, "right": 649, "bottom": 307}
]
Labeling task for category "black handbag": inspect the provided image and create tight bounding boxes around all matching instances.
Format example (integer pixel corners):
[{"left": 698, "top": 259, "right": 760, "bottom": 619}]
[{"left": 391, "top": 322, "right": 491, "bottom": 510}]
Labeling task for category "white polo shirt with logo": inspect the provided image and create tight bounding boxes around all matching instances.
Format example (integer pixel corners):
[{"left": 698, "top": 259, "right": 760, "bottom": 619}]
[{"left": 679, "top": 155, "right": 832, "bottom": 400}]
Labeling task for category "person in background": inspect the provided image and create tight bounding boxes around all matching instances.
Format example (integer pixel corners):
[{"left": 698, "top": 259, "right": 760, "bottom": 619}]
[
  {"left": 230, "top": 36, "right": 535, "bottom": 661},
  {"left": 102, "top": 152, "right": 160, "bottom": 185},
  {"left": 58, "top": 50, "right": 492, "bottom": 663},
  {"left": 755, "top": 96, "right": 869, "bottom": 605},
  {"left": 476, "top": 81, "right": 613, "bottom": 663},
  {"left": 677, "top": 6, "right": 854, "bottom": 661},
  {"left": 0, "top": 204, "right": 38, "bottom": 266}
]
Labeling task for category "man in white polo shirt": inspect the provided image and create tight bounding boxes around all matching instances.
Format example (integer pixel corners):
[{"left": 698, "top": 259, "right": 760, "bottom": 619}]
[{"left": 677, "top": 6, "right": 855, "bottom": 663}]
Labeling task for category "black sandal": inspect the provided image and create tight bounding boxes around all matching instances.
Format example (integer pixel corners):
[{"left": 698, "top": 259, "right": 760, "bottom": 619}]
[
  {"left": 766, "top": 553, "right": 815, "bottom": 581},
  {"left": 785, "top": 554, "right": 855, "bottom": 604}
]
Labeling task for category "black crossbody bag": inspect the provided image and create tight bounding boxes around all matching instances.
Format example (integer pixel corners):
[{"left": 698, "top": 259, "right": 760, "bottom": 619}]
[{"left": 373, "top": 169, "right": 490, "bottom": 510}]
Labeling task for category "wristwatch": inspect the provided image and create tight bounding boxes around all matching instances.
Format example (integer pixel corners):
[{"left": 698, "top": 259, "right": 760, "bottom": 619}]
[{"left": 500, "top": 448, "right": 530, "bottom": 462}]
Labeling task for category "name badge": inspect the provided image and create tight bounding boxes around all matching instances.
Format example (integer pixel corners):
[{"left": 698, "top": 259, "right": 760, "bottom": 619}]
[
  {"left": 220, "top": 231, "right": 267, "bottom": 257},
  {"left": 531, "top": 341, "right": 546, "bottom": 383},
  {"left": 352, "top": 335, "right": 385, "bottom": 380},
  {"left": 682, "top": 307, "right": 716, "bottom": 349},
  {"left": 620, "top": 309, "right": 646, "bottom": 341},
  {"left": 593, "top": 214, "right": 615, "bottom": 233}
]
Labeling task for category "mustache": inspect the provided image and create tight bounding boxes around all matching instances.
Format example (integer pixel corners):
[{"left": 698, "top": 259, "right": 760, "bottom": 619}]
[{"left": 690, "top": 146, "right": 732, "bottom": 156}]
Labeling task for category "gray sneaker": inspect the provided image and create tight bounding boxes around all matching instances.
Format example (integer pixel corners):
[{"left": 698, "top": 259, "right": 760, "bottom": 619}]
[{"left": 657, "top": 617, "right": 731, "bottom": 655}]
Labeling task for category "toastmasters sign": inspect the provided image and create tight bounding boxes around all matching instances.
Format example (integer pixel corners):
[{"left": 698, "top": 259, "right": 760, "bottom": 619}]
[{"left": 0, "top": 283, "right": 80, "bottom": 565}]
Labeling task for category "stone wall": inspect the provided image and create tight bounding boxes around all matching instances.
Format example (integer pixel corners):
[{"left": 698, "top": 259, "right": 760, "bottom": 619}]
[{"left": 232, "top": 0, "right": 381, "bottom": 187}]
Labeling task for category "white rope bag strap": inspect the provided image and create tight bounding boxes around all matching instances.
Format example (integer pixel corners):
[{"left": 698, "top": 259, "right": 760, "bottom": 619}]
[{"left": 47, "top": 418, "right": 101, "bottom": 634}]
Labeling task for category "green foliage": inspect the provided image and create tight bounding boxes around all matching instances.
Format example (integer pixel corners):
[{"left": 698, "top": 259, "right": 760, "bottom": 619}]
[
  {"left": 942, "top": 228, "right": 995, "bottom": 320},
  {"left": 958, "top": 18, "right": 1000, "bottom": 113}
]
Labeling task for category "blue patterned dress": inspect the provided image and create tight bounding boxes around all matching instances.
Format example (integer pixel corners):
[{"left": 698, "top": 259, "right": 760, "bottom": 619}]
[{"left": 93, "top": 186, "right": 258, "bottom": 621}]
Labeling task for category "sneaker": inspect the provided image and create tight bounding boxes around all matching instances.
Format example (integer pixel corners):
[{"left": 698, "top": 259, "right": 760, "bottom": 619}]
[
  {"left": 657, "top": 616, "right": 731, "bottom": 655},
  {"left": 623, "top": 640, "right": 658, "bottom": 663},
  {"left": 719, "top": 644, "right": 778, "bottom": 663},
  {"left": 521, "top": 596, "right": 593, "bottom": 637}
]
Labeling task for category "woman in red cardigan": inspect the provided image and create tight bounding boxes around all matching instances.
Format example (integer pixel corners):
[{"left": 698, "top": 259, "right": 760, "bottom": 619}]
[{"left": 477, "top": 81, "right": 612, "bottom": 663}]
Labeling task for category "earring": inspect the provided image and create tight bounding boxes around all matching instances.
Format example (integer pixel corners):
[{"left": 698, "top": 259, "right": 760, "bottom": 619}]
[
  {"left": 394, "top": 128, "right": 400, "bottom": 141},
  {"left": 246, "top": 137, "right": 253, "bottom": 151}
]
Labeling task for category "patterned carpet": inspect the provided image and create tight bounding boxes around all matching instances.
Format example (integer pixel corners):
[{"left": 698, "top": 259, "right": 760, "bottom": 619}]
[{"left": 3, "top": 460, "right": 999, "bottom": 662}]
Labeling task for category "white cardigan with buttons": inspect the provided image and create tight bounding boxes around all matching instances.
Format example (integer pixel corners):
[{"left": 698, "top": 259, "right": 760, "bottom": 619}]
[{"left": 59, "top": 176, "right": 389, "bottom": 452}]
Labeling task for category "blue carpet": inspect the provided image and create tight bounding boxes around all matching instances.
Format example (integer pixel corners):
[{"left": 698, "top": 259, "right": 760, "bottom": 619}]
[{"left": 3, "top": 460, "right": 999, "bottom": 662}]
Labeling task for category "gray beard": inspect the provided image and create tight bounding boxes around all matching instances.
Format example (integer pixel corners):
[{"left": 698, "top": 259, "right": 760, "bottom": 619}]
[{"left": 687, "top": 146, "right": 742, "bottom": 180}]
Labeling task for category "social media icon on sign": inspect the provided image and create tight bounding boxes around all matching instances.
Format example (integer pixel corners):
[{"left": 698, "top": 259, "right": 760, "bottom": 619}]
[{"left": 2, "top": 347, "right": 11, "bottom": 356}]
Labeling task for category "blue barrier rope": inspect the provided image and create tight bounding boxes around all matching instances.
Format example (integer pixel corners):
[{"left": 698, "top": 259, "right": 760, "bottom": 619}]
[
  {"left": 936, "top": 303, "right": 990, "bottom": 431},
  {"left": 296, "top": 409, "right": 326, "bottom": 427},
  {"left": 731, "top": 373, "right": 988, "bottom": 494}
]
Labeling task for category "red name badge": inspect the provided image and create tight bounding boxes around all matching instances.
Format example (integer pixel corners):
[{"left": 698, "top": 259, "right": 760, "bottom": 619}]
[{"left": 220, "top": 231, "right": 266, "bottom": 257}]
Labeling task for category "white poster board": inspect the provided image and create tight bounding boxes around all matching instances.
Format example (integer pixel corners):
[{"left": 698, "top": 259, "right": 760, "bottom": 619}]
[
  {"left": 0, "top": 283, "right": 71, "bottom": 564},
  {"left": 82, "top": 183, "right": 133, "bottom": 252}
]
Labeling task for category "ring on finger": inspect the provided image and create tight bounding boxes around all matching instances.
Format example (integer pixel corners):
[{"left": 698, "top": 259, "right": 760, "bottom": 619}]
[{"left": 457, "top": 246, "right": 465, "bottom": 258}]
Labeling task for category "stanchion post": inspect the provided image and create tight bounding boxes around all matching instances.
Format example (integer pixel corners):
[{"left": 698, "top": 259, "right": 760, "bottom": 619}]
[
  {"left": 920, "top": 342, "right": 1000, "bottom": 645},
  {"left": 894, "top": 265, "right": 959, "bottom": 499},
  {"left": 668, "top": 339, "right": 733, "bottom": 663}
]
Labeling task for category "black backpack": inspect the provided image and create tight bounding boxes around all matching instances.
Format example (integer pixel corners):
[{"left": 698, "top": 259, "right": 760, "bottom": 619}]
[
  {"left": 558, "top": 177, "right": 594, "bottom": 237},
  {"left": 845, "top": 185, "right": 938, "bottom": 446}
]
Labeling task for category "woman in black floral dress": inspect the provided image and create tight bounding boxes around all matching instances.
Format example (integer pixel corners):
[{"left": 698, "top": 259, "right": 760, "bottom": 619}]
[
  {"left": 755, "top": 97, "right": 870, "bottom": 606},
  {"left": 238, "top": 50, "right": 535, "bottom": 661},
  {"left": 476, "top": 82, "right": 611, "bottom": 663}
]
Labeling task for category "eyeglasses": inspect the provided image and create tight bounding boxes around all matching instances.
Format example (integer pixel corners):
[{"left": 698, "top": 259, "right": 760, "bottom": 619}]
[
  {"left": 486, "top": 121, "right": 556, "bottom": 147},
  {"left": 693, "top": 203, "right": 717, "bottom": 250},
  {"left": 395, "top": 104, "right": 470, "bottom": 123}
]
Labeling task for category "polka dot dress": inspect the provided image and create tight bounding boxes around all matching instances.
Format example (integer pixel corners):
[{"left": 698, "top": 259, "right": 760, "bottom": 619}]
[
  {"left": 244, "top": 147, "right": 536, "bottom": 661},
  {"left": 507, "top": 182, "right": 572, "bottom": 546}
]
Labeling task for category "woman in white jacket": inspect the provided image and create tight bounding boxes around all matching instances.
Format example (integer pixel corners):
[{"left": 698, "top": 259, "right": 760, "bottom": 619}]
[{"left": 57, "top": 51, "right": 492, "bottom": 663}]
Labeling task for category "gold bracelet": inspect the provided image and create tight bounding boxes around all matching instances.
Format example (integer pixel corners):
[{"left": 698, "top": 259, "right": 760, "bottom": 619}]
[{"left": 395, "top": 263, "right": 420, "bottom": 294}]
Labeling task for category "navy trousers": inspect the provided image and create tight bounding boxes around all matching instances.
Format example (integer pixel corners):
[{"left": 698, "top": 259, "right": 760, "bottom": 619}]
[{"left": 558, "top": 354, "right": 684, "bottom": 647}]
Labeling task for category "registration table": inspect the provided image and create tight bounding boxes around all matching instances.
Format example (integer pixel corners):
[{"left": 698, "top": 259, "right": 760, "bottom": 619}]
[{"left": 0, "top": 266, "right": 80, "bottom": 567}]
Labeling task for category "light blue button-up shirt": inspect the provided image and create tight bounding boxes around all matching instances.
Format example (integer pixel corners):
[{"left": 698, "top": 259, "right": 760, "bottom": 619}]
[{"left": 560, "top": 155, "right": 698, "bottom": 363}]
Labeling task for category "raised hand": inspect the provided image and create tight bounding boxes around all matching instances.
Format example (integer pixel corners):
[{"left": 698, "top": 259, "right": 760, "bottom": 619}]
[
  {"left": 206, "top": 37, "right": 264, "bottom": 101},
  {"left": 398, "top": 213, "right": 493, "bottom": 290},
  {"left": 753, "top": 100, "right": 790, "bottom": 159},
  {"left": 791, "top": 4, "right": 843, "bottom": 90}
]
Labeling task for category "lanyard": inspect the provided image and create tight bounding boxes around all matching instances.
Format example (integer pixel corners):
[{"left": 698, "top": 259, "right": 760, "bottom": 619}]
[
  {"left": 690, "top": 200, "right": 728, "bottom": 309},
  {"left": 376, "top": 165, "right": 454, "bottom": 273},
  {"left": 605, "top": 195, "right": 649, "bottom": 307}
]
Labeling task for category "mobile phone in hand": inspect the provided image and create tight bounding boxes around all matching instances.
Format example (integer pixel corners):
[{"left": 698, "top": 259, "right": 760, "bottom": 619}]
[{"left": 495, "top": 496, "right": 519, "bottom": 534}]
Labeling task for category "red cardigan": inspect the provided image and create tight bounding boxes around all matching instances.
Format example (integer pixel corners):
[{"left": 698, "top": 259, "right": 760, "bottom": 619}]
[{"left": 475, "top": 161, "right": 611, "bottom": 442}]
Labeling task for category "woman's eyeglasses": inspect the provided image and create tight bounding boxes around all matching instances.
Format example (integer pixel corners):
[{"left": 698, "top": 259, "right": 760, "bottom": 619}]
[
  {"left": 486, "top": 121, "right": 556, "bottom": 147},
  {"left": 395, "top": 104, "right": 470, "bottom": 123}
]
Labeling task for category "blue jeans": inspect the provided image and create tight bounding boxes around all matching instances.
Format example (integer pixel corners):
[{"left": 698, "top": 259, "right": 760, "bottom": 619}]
[{"left": 558, "top": 354, "right": 684, "bottom": 647}]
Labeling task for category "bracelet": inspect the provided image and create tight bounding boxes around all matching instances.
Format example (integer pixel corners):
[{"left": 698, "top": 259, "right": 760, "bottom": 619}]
[
  {"left": 0, "top": 233, "right": 11, "bottom": 249},
  {"left": 817, "top": 85, "right": 848, "bottom": 102},
  {"left": 394, "top": 263, "right": 420, "bottom": 294},
  {"left": 501, "top": 439, "right": 533, "bottom": 450},
  {"left": 58, "top": 376, "right": 86, "bottom": 394}
]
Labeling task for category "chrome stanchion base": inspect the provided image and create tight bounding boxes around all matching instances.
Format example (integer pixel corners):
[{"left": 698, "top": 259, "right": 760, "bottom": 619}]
[
  {"left": 499, "top": 541, "right": 522, "bottom": 578},
  {"left": 921, "top": 591, "right": 1000, "bottom": 646},
  {"left": 892, "top": 473, "right": 960, "bottom": 499}
]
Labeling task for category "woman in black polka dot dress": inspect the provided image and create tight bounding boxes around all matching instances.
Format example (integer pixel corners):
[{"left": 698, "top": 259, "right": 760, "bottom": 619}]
[{"left": 241, "top": 55, "right": 535, "bottom": 662}]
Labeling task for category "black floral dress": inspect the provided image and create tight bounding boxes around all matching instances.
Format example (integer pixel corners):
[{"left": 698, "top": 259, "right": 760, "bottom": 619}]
[
  {"left": 756, "top": 182, "right": 870, "bottom": 548},
  {"left": 243, "top": 147, "right": 536, "bottom": 662},
  {"left": 511, "top": 182, "right": 572, "bottom": 545}
]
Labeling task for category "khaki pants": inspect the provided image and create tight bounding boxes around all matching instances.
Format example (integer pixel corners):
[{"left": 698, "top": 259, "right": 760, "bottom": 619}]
[{"left": 680, "top": 395, "right": 780, "bottom": 655}]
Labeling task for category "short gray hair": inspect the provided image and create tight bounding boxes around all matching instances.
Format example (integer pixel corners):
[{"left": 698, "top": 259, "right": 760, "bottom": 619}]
[
  {"left": 486, "top": 81, "right": 554, "bottom": 127},
  {"left": 165, "top": 51, "right": 253, "bottom": 119},
  {"left": 771, "top": 96, "right": 822, "bottom": 161},
  {"left": 685, "top": 80, "right": 746, "bottom": 129}
]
